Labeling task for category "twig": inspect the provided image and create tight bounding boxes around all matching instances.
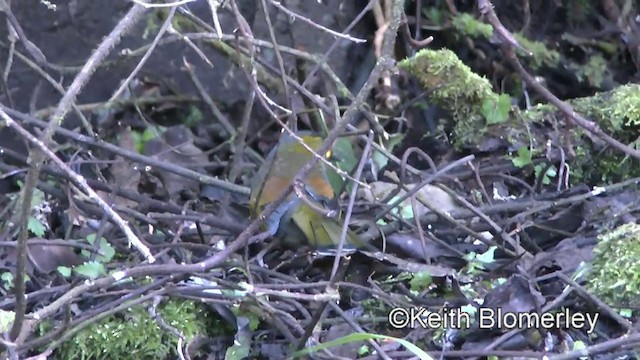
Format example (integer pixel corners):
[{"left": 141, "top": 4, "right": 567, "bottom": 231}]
[
  {"left": 10, "top": 3, "right": 148, "bottom": 341},
  {"left": 33, "top": 95, "right": 200, "bottom": 118},
  {"left": 374, "top": 155, "right": 476, "bottom": 221},
  {"left": 302, "top": 0, "right": 378, "bottom": 91},
  {"left": 268, "top": 0, "right": 366, "bottom": 44},
  {"left": 0, "top": 39, "right": 93, "bottom": 134},
  {"left": 438, "top": 184, "right": 530, "bottom": 258},
  {"left": 0, "top": 109, "right": 155, "bottom": 262},
  {"left": 0, "top": 146, "right": 247, "bottom": 235},
  {"left": 330, "top": 131, "right": 373, "bottom": 280},
  {"left": 478, "top": 0, "right": 640, "bottom": 160},
  {"left": 206, "top": 0, "right": 224, "bottom": 38},
  {"left": 131, "top": 0, "right": 195, "bottom": 8},
  {"left": 227, "top": 0, "right": 257, "bottom": 185},
  {"left": 0, "top": 105, "right": 250, "bottom": 195},
  {"left": 0, "top": 0, "right": 47, "bottom": 66},
  {"left": 108, "top": 5, "right": 178, "bottom": 102},
  {"left": 121, "top": 30, "right": 353, "bottom": 101},
  {"left": 182, "top": 59, "right": 236, "bottom": 136},
  {"left": 556, "top": 272, "right": 631, "bottom": 331},
  {"left": 218, "top": 3, "right": 370, "bottom": 189},
  {"left": 260, "top": 0, "right": 294, "bottom": 127}
]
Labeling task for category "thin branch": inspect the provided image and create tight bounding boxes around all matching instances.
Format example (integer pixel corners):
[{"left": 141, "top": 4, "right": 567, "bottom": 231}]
[
  {"left": 330, "top": 131, "right": 374, "bottom": 279},
  {"left": 10, "top": 3, "right": 148, "bottom": 341},
  {"left": 260, "top": 0, "right": 295, "bottom": 129},
  {"left": 108, "top": 5, "right": 178, "bottom": 102},
  {"left": 0, "top": 105, "right": 250, "bottom": 195},
  {"left": 0, "top": 109, "right": 155, "bottom": 262},
  {"left": 131, "top": 0, "right": 195, "bottom": 8},
  {"left": 478, "top": 0, "right": 640, "bottom": 160},
  {"left": 227, "top": 0, "right": 257, "bottom": 184},
  {"left": 302, "top": 0, "right": 377, "bottom": 89},
  {"left": 268, "top": 0, "right": 367, "bottom": 44}
]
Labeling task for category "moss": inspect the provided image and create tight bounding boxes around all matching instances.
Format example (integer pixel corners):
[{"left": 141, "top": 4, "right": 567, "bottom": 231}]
[
  {"left": 400, "top": 50, "right": 639, "bottom": 183},
  {"left": 513, "top": 33, "right": 561, "bottom": 68},
  {"left": 586, "top": 223, "right": 640, "bottom": 307},
  {"left": 398, "top": 49, "right": 496, "bottom": 106},
  {"left": 571, "top": 84, "right": 640, "bottom": 131},
  {"left": 569, "top": 55, "right": 608, "bottom": 88},
  {"left": 398, "top": 48, "right": 500, "bottom": 148},
  {"left": 515, "top": 85, "right": 640, "bottom": 184},
  {"left": 569, "top": 84, "right": 640, "bottom": 182},
  {"left": 451, "top": 13, "right": 493, "bottom": 39},
  {"left": 55, "top": 299, "right": 222, "bottom": 360},
  {"left": 447, "top": 13, "right": 559, "bottom": 70}
]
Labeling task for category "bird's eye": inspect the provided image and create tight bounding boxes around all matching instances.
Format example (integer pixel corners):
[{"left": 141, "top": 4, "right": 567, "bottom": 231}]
[{"left": 325, "top": 150, "right": 332, "bottom": 159}]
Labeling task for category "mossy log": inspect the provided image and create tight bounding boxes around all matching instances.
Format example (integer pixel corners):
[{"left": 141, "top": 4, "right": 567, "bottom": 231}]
[{"left": 398, "top": 48, "right": 640, "bottom": 183}]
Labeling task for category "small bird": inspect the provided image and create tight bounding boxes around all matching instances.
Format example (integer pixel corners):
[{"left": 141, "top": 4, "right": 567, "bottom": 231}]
[{"left": 249, "top": 132, "right": 364, "bottom": 250}]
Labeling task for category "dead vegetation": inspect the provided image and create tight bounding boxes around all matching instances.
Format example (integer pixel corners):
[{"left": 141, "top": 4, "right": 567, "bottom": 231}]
[{"left": 0, "top": 0, "right": 640, "bottom": 359}]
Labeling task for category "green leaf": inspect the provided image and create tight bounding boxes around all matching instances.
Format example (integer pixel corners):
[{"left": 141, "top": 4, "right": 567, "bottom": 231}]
[
  {"left": 410, "top": 271, "right": 433, "bottom": 292},
  {"left": 133, "top": 126, "right": 161, "bottom": 153},
  {"left": 619, "top": 308, "right": 633, "bottom": 318},
  {"left": 231, "top": 306, "right": 260, "bottom": 331},
  {"left": 0, "top": 272, "right": 27, "bottom": 288},
  {"left": 460, "top": 304, "right": 477, "bottom": 317},
  {"left": 28, "top": 216, "right": 46, "bottom": 237},
  {"left": 336, "top": 84, "right": 351, "bottom": 99},
  {"left": 74, "top": 261, "right": 106, "bottom": 279},
  {"left": 327, "top": 137, "right": 357, "bottom": 193},
  {"left": 1, "top": 272, "right": 13, "bottom": 290},
  {"left": 424, "top": 8, "right": 443, "bottom": 25},
  {"left": 83, "top": 234, "right": 116, "bottom": 263},
  {"left": 57, "top": 266, "right": 72, "bottom": 277},
  {"left": 512, "top": 146, "right": 532, "bottom": 168},
  {"left": 225, "top": 342, "right": 250, "bottom": 360},
  {"left": 132, "top": 131, "right": 143, "bottom": 153},
  {"left": 535, "top": 164, "right": 558, "bottom": 185},
  {"left": 371, "top": 133, "right": 404, "bottom": 173},
  {"left": 451, "top": 13, "right": 494, "bottom": 38},
  {"left": 572, "top": 340, "right": 586, "bottom": 351},
  {"left": 31, "top": 187, "right": 45, "bottom": 207},
  {"left": 184, "top": 105, "right": 204, "bottom": 126},
  {"left": 141, "top": 127, "right": 159, "bottom": 142},
  {"left": 358, "top": 345, "right": 370, "bottom": 356},
  {"left": 247, "top": 313, "right": 260, "bottom": 332},
  {"left": 463, "top": 251, "right": 477, "bottom": 262},
  {"left": 225, "top": 315, "right": 252, "bottom": 360},
  {"left": 390, "top": 195, "right": 414, "bottom": 219},
  {"left": 475, "top": 246, "right": 497, "bottom": 263},
  {"left": 482, "top": 94, "right": 511, "bottom": 124},
  {"left": 0, "top": 310, "right": 15, "bottom": 333}
]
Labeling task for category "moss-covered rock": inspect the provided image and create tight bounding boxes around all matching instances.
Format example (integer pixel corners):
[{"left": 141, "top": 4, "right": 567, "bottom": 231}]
[
  {"left": 570, "top": 84, "right": 640, "bottom": 182},
  {"left": 397, "top": 48, "right": 505, "bottom": 149},
  {"left": 54, "top": 299, "right": 220, "bottom": 360},
  {"left": 398, "top": 47, "right": 640, "bottom": 183},
  {"left": 586, "top": 223, "right": 640, "bottom": 307}
]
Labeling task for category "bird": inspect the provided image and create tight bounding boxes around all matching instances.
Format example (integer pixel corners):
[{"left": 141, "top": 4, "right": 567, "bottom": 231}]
[{"left": 249, "top": 131, "right": 364, "bottom": 250}]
